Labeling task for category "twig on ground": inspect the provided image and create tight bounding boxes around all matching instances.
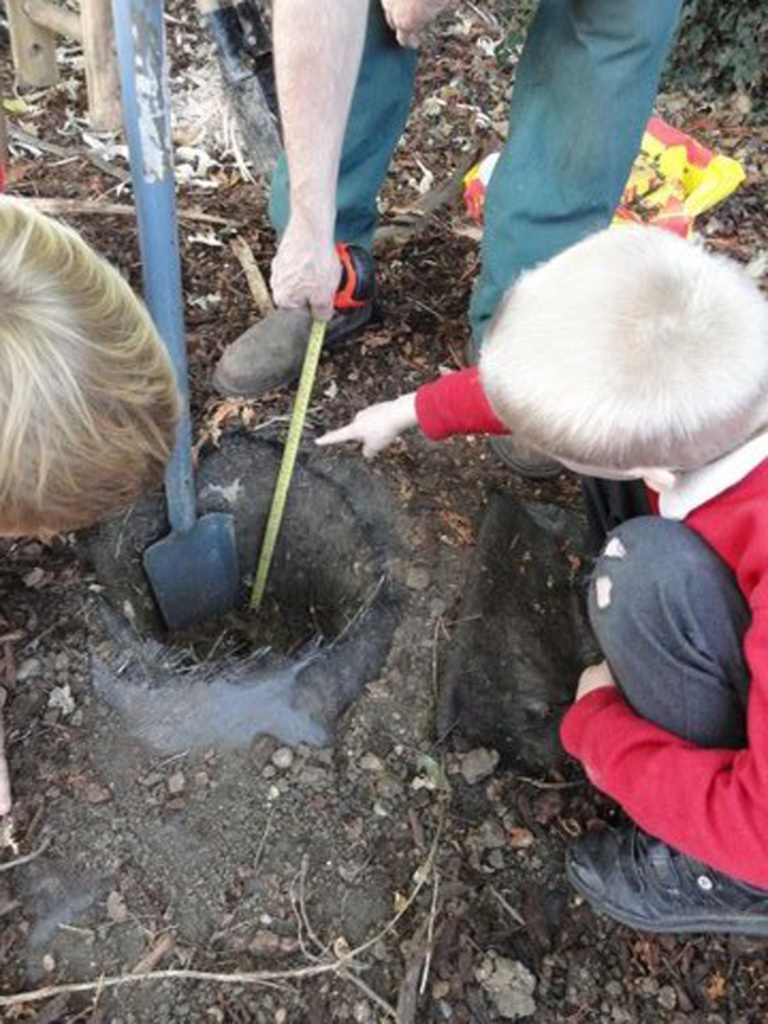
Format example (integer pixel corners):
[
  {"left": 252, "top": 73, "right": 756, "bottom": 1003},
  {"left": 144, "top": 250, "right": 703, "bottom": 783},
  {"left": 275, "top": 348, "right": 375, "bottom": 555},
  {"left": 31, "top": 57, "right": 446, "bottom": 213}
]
[
  {"left": 515, "top": 775, "right": 584, "bottom": 791},
  {"left": 8, "top": 127, "right": 129, "bottom": 183},
  {"left": 230, "top": 236, "right": 273, "bottom": 315},
  {"left": 0, "top": 808, "right": 445, "bottom": 1009},
  {"left": 27, "top": 991, "right": 71, "bottom": 1024},
  {"left": 419, "top": 871, "right": 441, "bottom": 997},
  {"left": 130, "top": 932, "right": 175, "bottom": 975},
  {"left": 0, "top": 834, "right": 51, "bottom": 872},
  {"left": 252, "top": 804, "right": 276, "bottom": 874},
  {"left": 488, "top": 885, "right": 526, "bottom": 927},
  {"left": 291, "top": 857, "right": 396, "bottom": 1018},
  {"left": 372, "top": 150, "right": 483, "bottom": 249},
  {"left": 342, "top": 968, "right": 397, "bottom": 1020},
  {"left": 24, "top": 197, "right": 238, "bottom": 227},
  {"left": 394, "top": 919, "right": 429, "bottom": 1024}
]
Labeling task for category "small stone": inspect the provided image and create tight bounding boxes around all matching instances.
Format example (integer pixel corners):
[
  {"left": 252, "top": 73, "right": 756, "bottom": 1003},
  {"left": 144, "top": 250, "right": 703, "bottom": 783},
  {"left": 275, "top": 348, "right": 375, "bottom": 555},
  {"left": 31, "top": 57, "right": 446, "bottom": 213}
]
[
  {"left": 275, "top": 1010, "right": 287, "bottom": 1024},
  {"left": 432, "top": 980, "right": 451, "bottom": 1000},
  {"left": 297, "top": 766, "right": 330, "bottom": 788},
  {"left": 139, "top": 772, "right": 164, "bottom": 788},
  {"left": 487, "top": 849, "right": 505, "bottom": 870},
  {"left": 459, "top": 747, "right": 500, "bottom": 785},
  {"left": 353, "top": 1001, "right": 372, "bottom": 1023},
  {"left": 476, "top": 954, "right": 536, "bottom": 1020},
  {"left": 85, "top": 782, "right": 112, "bottom": 805},
  {"left": 376, "top": 775, "right": 404, "bottom": 800},
  {"left": 508, "top": 827, "right": 535, "bottom": 850},
  {"left": 251, "top": 735, "right": 278, "bottom": 770},
  {"left": 41, "top": 953, "right": 56, "bottom": 973},
  {"left": 469, "top": 819, "right": 508, "bottom": 853},
  {"left": 106, "top": 890, "right": 128, "bottom": 923},
  {"left": 262, "top": 765, "right": 277, "bottom": 779},
  {"left": 639, "top": 977, "right": 659, "bottom": 997},
  {"left": 17, "top": 657, "right": 41, "bottom": 682},
  {"left": 54, "top": 652, "right": 71, "bottom": 672},
  {"left": 658, "top": 986, "right": 677, "bottom": 1011},
  {"left": 611, "top": 1009, "right": 633, "bottom": 1024},
  {"left": 23, "top": 567, "right": 46, "bottom": 589},
  {"left": 359, "top": 752, "right": 384, "bottom": 773},
  {"left": 271, "top": 747, "right": 294, "bottom": 770},
  {"left": 167, "top": 771, "right": 185, "bottom": 795},
  {"left": 406, "top": 566, "right": 430, "bottom": 591},
  {"left": 47, "top": 685, "right": 75, "bottom": 717}
]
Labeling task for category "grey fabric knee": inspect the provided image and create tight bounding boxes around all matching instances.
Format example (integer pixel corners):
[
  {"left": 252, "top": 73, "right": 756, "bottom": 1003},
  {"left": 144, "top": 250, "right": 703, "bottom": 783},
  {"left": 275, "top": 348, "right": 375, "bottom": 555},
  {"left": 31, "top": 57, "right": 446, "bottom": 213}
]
[{"left": 588, "top": 517, "right": 751, "bottom": 749}]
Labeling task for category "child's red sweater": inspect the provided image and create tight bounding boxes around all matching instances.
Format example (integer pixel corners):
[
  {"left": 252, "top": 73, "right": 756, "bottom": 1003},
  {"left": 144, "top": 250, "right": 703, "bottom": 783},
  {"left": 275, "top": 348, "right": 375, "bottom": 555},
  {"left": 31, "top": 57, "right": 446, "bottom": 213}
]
[{"left": 416, "top": 367, "right": 768, "bottom": 887}]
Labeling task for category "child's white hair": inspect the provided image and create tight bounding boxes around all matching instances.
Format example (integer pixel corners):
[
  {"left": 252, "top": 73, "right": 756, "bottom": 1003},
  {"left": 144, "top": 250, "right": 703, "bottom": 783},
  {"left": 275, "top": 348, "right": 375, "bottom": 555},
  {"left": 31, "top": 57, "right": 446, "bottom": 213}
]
[{"left": 480, "top": 226, "right": 768, "bottom": 470}]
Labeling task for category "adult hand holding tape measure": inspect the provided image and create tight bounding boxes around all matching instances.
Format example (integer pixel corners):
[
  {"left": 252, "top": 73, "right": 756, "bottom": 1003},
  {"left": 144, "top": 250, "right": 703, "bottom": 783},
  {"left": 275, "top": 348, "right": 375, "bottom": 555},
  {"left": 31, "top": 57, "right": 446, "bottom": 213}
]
[{"left": 250, "top": 242, "right": 375, "bottom": 610}]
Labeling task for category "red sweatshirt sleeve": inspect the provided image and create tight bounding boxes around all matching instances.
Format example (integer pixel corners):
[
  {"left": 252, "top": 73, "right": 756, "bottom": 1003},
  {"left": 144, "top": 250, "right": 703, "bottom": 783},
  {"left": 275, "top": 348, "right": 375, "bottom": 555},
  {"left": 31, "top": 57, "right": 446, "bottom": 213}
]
[
  {"left": 414, "top": 367, "right": 508, "bottom": 441},
  {"left": 562, "top": 604, "right": 768, "bottom": 886}
]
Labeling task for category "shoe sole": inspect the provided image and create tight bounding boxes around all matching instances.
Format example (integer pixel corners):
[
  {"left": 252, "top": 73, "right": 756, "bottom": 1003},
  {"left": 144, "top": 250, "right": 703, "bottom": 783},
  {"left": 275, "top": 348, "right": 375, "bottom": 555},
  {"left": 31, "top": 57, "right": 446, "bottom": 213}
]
[
  {"left": 567, "top": 860, "right": 768, "bottom": 937},
  {"left": 213, "top": 305, "right": 375, "bottom": 399}
]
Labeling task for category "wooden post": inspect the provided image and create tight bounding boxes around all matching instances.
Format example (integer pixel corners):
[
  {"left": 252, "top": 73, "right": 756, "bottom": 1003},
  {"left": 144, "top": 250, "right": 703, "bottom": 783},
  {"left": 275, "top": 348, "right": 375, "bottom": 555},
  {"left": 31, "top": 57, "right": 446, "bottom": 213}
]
[
  {"left": 23, "top": 0, "right": 84, "bottom": 43},
  {"left": 5, "top": 0, "right": 59, "bottom": 88},
  {"left": 80, "top": 0, "right": 122, "bottom": 131}
]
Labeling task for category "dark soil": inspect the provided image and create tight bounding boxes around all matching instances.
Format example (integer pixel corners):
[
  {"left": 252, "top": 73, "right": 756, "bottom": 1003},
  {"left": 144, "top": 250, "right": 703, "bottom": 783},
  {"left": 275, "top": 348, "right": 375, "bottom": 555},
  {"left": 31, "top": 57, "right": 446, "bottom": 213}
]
[{"left": 1, "top": 3, "right": 767, "bottom": 1022}]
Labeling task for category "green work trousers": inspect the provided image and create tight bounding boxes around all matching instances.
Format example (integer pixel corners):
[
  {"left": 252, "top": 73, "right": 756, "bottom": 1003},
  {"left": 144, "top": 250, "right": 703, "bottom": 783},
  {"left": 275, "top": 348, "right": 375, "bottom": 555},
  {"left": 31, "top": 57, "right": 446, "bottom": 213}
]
[{"left": 269, "top": 0, "right": 683, "bottom": 349}]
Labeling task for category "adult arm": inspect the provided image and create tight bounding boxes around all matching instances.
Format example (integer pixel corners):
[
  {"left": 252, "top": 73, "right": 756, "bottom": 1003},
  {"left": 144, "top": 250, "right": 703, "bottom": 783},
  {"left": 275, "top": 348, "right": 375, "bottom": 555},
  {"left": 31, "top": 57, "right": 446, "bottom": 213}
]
[{"left": 270, "top": 0, "right": 369, "bottom": 319}]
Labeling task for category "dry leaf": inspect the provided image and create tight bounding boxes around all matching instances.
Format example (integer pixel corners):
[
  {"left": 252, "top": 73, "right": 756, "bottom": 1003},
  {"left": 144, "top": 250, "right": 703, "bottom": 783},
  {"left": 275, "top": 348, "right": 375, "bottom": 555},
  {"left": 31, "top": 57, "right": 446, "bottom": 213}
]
[
  {"left": 508, "top": 826, "right": 535, "bottom": 850},
  {"left": 704, "top": 970, "right": 727, "bottom": 1003}
]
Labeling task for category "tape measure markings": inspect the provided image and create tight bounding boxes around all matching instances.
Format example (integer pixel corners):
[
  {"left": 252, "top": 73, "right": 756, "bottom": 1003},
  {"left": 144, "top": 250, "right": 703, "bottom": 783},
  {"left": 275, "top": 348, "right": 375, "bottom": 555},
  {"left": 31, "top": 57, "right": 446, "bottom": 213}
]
[{"left": 250, "top": 318, "right": 327, "bottom": 610}]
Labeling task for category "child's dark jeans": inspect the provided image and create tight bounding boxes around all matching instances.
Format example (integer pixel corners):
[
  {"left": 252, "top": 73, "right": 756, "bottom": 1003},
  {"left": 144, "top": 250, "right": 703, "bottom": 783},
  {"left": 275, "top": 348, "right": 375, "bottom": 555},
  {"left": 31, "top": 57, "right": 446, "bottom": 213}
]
[{"left": 583, "top": 485, "right": 751, "bottom": 748}]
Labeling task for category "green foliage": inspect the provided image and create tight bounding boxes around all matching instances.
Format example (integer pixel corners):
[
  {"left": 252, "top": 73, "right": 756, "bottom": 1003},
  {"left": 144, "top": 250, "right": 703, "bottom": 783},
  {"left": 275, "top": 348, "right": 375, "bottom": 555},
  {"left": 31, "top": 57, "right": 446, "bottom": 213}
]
[{"left": 664, "top": 0, "right": 767, "bottom": 102}]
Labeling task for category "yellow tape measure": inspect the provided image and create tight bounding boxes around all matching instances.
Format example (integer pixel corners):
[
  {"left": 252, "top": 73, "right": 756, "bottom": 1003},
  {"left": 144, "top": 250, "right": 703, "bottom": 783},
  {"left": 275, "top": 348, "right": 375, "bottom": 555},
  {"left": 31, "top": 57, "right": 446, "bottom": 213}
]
[{"left": 250, "top": 319, "right": 327, "bottom": 610}]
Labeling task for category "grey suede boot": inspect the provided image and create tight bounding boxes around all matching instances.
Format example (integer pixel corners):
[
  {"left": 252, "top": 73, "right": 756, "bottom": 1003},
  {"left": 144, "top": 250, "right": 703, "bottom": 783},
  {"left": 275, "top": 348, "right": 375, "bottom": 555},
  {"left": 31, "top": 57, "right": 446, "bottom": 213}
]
[
  {"left": 463, "top": 338, "right": 561, "bottom": 479},
  {"left": 213, "top": 303, "right": 373, "bottom": 398},
  {"left": 488, "top": 436, "right": 562, "bottom": 479}
]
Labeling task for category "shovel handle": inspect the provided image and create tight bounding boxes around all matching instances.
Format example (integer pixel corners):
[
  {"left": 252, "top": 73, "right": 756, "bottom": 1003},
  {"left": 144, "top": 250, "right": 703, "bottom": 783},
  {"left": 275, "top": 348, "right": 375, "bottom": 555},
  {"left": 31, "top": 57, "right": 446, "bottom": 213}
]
[{"left": 112, "top": 0, "right": 197, "bottom": 534}]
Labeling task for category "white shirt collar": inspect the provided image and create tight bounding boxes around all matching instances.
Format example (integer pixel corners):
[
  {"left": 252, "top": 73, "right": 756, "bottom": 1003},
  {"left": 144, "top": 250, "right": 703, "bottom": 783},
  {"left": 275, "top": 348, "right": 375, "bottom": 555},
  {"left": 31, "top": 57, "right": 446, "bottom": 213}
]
[{"left": 659, "top": 431, "right": 768, "bottom": 520}]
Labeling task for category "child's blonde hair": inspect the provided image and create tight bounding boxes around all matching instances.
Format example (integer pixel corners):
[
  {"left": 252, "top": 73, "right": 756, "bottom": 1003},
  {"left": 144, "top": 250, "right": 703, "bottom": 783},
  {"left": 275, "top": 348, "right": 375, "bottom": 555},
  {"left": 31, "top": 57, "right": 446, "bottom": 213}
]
[
  {"left": 480, "top": 226, "right": 768, "bottom": 471},
  {"left": 0, "top": 197, "right": 179, "bottom": 536}
]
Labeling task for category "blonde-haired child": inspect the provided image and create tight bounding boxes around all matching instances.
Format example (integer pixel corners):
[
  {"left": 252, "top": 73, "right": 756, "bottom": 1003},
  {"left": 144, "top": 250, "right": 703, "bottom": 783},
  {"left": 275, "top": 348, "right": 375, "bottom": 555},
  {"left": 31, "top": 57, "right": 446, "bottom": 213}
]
[
  {"left": 0, "top": 197, "right": 180, "bottom": 814},
  {"left": 319, "top": 225, "right": 768, "bottom": 935}
]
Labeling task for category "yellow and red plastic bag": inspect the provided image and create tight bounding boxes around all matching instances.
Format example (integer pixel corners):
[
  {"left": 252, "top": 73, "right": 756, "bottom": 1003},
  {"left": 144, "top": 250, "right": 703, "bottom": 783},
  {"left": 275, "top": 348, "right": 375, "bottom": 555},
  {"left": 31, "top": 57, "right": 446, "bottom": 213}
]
[{"left": 463, "top": 116, "right": 745, "bottom": 239}]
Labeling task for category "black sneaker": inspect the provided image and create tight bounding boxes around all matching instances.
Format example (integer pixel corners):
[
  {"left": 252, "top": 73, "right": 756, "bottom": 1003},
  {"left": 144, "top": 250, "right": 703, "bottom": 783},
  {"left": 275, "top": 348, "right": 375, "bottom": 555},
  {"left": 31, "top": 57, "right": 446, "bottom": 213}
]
[{"left": 567, "top": 824, "right": 768, "bottom": 936}]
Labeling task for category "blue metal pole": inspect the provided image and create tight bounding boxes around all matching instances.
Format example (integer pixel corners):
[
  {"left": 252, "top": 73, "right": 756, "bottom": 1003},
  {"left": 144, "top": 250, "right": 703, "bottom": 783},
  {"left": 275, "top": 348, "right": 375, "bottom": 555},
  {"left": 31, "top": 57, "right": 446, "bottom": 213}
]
[{"left": 112, "top": 0, "right": 196, "bottom": 533}]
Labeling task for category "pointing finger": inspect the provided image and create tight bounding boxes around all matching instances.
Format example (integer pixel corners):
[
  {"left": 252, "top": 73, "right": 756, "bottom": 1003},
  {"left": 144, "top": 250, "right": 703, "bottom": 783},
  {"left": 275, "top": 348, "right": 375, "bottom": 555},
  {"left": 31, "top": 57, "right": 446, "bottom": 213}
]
[{"left": 316, "top": 425, "right": 358, "bottom": 446}]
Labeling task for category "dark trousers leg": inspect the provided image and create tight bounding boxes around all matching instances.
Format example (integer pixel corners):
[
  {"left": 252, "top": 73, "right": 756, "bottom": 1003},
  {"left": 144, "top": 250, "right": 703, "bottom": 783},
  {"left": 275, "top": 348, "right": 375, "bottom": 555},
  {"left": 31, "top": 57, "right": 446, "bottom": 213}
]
[
  {"left": 469, "top": 0, "right": 683, "bottom": 350},
  {"left": 580, "top": 478, "right": 651, "bottom": 554},
  {"left": 588, "top": 517, "right": 751, "bottom": 748}
]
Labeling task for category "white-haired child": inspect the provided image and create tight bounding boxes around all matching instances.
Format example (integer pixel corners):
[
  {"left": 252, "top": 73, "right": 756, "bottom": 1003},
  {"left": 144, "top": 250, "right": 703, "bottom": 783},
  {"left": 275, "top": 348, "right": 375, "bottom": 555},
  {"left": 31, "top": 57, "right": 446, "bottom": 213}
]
[
  {"left": 0, "top": 197, "right": 180, "bottom": 816},
  {"left": 318, "top": 225, "right": 768, "bottom": 935}
]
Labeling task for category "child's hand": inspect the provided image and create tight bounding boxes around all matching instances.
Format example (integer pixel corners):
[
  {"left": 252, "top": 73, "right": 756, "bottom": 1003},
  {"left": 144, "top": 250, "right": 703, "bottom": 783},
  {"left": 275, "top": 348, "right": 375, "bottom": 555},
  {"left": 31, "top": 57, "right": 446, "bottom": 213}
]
[
  {"left": 316, "top": 393, "right": 418, "bottom": 458},
  {"left": 575, "top": 661, "right": 616, "bottom": 702}
]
